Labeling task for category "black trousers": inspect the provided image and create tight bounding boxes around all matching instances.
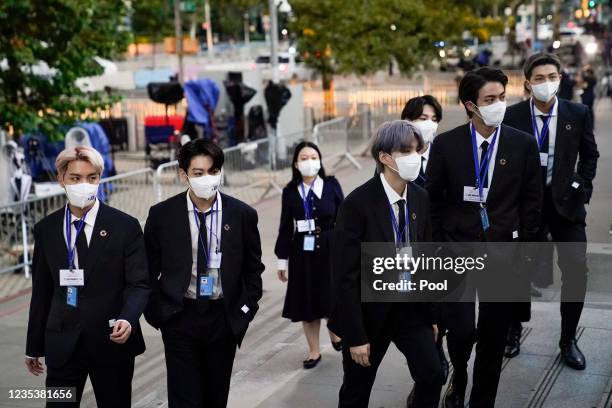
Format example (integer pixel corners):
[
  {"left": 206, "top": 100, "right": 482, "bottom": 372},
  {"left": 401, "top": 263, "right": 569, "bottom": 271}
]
[
  {"left": 162, "top": 299, "right": 237, "bottom": 408},
  {"left": 445, "top": 301, "right": 513, "bottom": 408},
  {"left": 45, "top": 335, "right": 135, "bottom": 408},
  {"left": 338, "top": 304, "right": 443, "bottom": 408}
]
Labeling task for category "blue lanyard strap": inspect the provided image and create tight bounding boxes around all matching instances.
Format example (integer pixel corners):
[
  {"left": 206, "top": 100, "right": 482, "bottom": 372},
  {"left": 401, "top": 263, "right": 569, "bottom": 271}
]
[
  {"left": 387, "top": 198, "right": 410, "bottom": 244},
  {"left": 470, "top": 124, "right": 499, "bottom": 202},
  {"left": 191, "top": 197, "right": 218, "bottom": 269},
  {"left": 530, "top": 99, "right": 556, "bottom": 150},
  {"left": 65, "top": 205, "right": 90, "bottom": 269},
  {"left": 299, "top": 181, "right": 314, "bottom": 231}
]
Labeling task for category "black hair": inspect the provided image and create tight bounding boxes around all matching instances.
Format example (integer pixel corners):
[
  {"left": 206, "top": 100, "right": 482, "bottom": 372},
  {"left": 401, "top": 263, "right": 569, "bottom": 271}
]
[
  {"left": 286, "top": 141, "right": 327, "bottom": 188},
  {"left": 178, "top": 138, "right": 224, "bottom": 172},
  {"left": 458, "top": 67, "right": 508, "bottom": 118},
  {"left": 371, "top": 120, "right": 424, "bottom": 173},
  {"left": 523, "top": 52, "right": 562, "bottom": 79},
  {"left": 400, "top": 95, "right": 443, "bottom": 122}
]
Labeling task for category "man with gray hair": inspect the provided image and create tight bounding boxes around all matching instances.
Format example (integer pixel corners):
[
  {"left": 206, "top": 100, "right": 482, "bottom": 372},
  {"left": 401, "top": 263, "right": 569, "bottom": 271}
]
[{"left": 329, "top": 120, "right": 443, "bottom": 407}]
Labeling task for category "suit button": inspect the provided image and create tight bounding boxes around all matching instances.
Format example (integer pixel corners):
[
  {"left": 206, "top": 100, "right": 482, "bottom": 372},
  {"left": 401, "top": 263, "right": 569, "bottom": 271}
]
[
  {"left": 313, "top": 207, "right": 317, "bottom": 210},
  {"left": 316, "top": 245, "right": 320, "bottom": 249}
]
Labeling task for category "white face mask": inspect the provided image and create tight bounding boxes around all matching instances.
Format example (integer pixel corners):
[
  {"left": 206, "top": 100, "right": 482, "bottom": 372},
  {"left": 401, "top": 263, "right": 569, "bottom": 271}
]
[
  {"left": 297, "top": 159, "right": 321, "bottom": 177},
  {"left": 411, "top": 120, "right": 439, "bottom": 144},
  {"left": 189, "top": 174, "right": 221, "bottom": 199},
  {"left": 64, "top": 183, "right": 98, "bottom": 209},
  {"left": 387, "top": 152, "right": 421, "bottom": 182},
  {"left": 530, "top": 80, "right": 560, "bottom": 102},
  {"left": 472, "top": 100, "right": 507, "bottom": 127}
]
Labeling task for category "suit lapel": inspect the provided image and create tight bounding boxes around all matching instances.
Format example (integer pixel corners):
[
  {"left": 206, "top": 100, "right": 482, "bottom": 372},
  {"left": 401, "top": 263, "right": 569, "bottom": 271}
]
[
  {"left": 219, "top": 194, "right": 236, "bottom": 276},
  {"left": 407, "top": 183, "right": 418, "bottom": 242},
  {"left": 48, "top": 208, "right": 69, "bottom": 271},
  {"left": 371, "top": 176, "right": 396, "bottom": 243},
  {"left": 552, "top": 99, "right": 570, "bottom": 182},
  {"left": 488, "top": 125, "right": 509, "bottom": 200},
  {"left": 85, "top": 203, "right": 113, "bottom": 281}
]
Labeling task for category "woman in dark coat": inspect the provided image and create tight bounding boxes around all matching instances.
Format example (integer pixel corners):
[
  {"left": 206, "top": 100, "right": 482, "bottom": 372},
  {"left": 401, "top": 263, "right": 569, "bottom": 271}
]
[{"left": 274, "top": 141, "right": 344, "bottom": 369}]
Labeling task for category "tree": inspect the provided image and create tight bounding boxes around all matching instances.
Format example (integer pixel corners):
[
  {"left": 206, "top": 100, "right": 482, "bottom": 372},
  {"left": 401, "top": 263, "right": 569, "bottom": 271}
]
[
  {"left": 289, "top": 0, "right": 485, "bottom": 89},
  {"left": 0, "top": 0, "right": 131, "bottom": 141},
  {"left": 131, "top": 0, "right": 174, "bottom": 45}
]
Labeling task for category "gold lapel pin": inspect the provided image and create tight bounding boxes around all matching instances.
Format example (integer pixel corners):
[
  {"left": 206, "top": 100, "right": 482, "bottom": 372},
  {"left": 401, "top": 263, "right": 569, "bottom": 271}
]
[
  {"left": 566, "top": 124, "right": 572, "bottom": 130},
  {"left": 499, "top": 158, "right": 507, "bottom": 166},
  {"left": 100, "top": 230, "right": 108, "bottom": 237},
  {"left": 411, "top": 213, "right": 417, "bottom": 220},
  {"left": 224, "top": 224, "right": 230, "bottom": 231}
]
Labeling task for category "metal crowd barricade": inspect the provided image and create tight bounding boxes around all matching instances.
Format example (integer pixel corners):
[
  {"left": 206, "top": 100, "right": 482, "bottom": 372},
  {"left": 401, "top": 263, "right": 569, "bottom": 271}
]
[{"left": 313, "top": 116, "right": 362, "bottom": 170}]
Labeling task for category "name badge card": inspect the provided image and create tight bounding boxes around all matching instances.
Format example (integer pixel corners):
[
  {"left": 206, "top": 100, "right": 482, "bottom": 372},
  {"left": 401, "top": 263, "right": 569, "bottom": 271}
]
[
  {"left": 66, "top": 287, "right": 77, "bottom": 307},
  {"left": 479, "top": 207, "right": 490, "bottom": 231},
  {"left": 297, "top": 219, "right": 316, "bottom": 233},
  {"left": 463, "top": 186, "right": 489, "bottom": 203},
  {"left": 60, "top": 269, "right": 84, "bottom": 286},
  {"left": 199, "top": 275, "right": 214, "bottom": 297},
  {"left": 539, "top": 152, "right": 548, "bottom": 167},
  {"left": 397, "top": 246, "right": 413, "bottom": 292},
  {"left": 209, "top": 252, "right": 222, "bottom": 269},
  {"left": 303, "top": 235, "right": 315, "bottom": 251}
]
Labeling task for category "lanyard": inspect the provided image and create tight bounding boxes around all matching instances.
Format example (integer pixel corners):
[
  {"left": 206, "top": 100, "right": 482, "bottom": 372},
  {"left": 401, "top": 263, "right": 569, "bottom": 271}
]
[
  {"left": 530, "top": 99, "right": 556, "bottom": 150},
  {"left": 387, "top": 198, "right": 410, "bottom": 244},
  {"left": 191, "top": 197, "right": 218, "bottom": 269},
  {"left": 470, "top": 124, "right": 499, "bottom": 202},
  {"left": 299, "top": 181, "right": 315, "bottom": 233},
  {"left": 65, "top": 205, "right": 90, "bottom": 269}
]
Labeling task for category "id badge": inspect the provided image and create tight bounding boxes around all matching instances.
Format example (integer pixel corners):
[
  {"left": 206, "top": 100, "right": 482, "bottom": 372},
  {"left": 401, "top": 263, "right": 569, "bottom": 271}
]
[
  {"left": 199, "top": 275, "right": 214, "bottom": 297},
  {"left": 539, "top": 152, "right": 548, "bottom": 167},
  {"left": 66, "top": 286, "right": 78, "bottom": 307},
  {"left": 303, "top": 235, "right": 315, "bottom": 251},
  {"left": 209, "top": 252, "right": 222, "bottom": 269},
  {"left": 463, "top": 186, "right": 488, "bottom": 203},
  {"left": 398, "top": 272, "right": 412, "bottom": 292},
  {"left": 297, "top": 219, "right": 315, "bottom": 233},
  {"left": 479, "top": 206, "right": 490, "bottom": 231},
  {"left": 60, "top": 269, "right": 84, "bottom": 287}
]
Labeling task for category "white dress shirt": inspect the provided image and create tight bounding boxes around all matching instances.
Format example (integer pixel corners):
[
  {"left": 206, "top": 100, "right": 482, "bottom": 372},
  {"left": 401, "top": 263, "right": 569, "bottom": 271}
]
[
  {"left": 63, "top": 199, "right": 100, "bottom": 268},
  {"left": 380, "top": 173, "right": 409, "bottom": 244},
  {"left": 531, "top": 97, "right": 558, "bottom": 186},
  {"left": 185, "top": 191, "right": 223, "bottom": 300},
  {"left": 472, "top": 123, "right": 500, "bottom": 189},
  {"left": 277, "top": 176, "right": 324, "bottom": 271}
]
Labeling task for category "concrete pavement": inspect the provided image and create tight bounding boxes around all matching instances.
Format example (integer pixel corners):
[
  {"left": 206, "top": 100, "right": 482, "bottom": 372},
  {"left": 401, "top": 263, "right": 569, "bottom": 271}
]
[{"left": 0, "top": 100, "right": 611, "bottom": 407}]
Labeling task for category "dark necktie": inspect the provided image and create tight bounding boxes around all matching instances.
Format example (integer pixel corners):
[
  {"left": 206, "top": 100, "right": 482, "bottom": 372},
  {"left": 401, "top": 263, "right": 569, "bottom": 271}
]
[
  {"left": 397, "top": 199, "right": 407, "bottom": 244},
  {"left": 538, "top": 115, "right": 550, "bottom": 184},
  {"left": 73, "top": 220, "right": 88, "bottom": 269},
  {"left": 480, "top": 140, "right": 490, "bottom": 188},
  {"left": 196, "top": 211, "right": 210, "bottom": 312},
  {"left": 420, "top": 156, "right": 426, "bottom": 180}
]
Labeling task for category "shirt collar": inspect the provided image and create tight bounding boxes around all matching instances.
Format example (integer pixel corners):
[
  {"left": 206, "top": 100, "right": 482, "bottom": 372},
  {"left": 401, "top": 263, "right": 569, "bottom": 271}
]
[
  {"left": 298, "top": 176, "right": 324, "bottom": 199},
  {"left": 471, "top": 122, "right": 499, "bottom": 150},
  {"left": 186, "top": 190, "right": 223, "bottom": 214},
  {"left": 379, "top": 173, "right": 406, "bottom": 205},
  {"left": 67, "top": 198, "right": 99, "bottom": 227},
  {"left": 421, "top": 144, "right": 431, "bottom": 162},
  {"left": 531, "top": 96, "right": 559, "bottom": 117}
]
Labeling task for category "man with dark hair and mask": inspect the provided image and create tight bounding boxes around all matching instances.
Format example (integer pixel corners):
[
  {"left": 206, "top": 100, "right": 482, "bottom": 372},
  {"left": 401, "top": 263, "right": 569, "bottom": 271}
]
[
  {"left": 425, "top": 67, "right": 543, "bottom": 408},
  {"left": 503, "top": 53, "right": 599, "bottom": 370},
  {"left": 143, "top": 138, "right": 264, "bottom": 407}
]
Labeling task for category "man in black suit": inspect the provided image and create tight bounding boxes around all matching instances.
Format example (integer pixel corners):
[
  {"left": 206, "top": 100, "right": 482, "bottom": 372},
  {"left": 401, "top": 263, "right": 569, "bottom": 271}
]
[
  {"left": 330, "top": 120, "right": 443, "bottom": 408},
  {"left": 25, "top": 146, "right": 150, "bottom": 407},
  {"left": 144, "top": 139, "right": 264, "bottom": 408},
  {"left": 503, "top": 53, "right": 599, "bottom": 369},
  {"left": 425, "top": 67, "right": 542, "bottom": 407}
]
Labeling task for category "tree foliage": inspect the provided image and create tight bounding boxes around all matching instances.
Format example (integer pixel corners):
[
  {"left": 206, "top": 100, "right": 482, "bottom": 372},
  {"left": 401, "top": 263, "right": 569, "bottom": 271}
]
[{"left": 0, "top": 0, "right": 130, "bottom": 140}]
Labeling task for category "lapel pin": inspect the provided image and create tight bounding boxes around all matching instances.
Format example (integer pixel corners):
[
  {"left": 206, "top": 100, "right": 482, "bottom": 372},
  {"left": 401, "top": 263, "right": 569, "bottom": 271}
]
[
  {"left": 499, "top": 158, "right": 507, "bottom": 166},
  {"left": 411, "top": 213, "right": 417, "bottom": 220},
  {"left": 566, "top": 124, "right": 572, "bottom": 130},
  {"left": 224, "top": 224, "right": 230, "bottom": 231},
  {"left": 100, "top": 230, "right": 108, "bottom": 237}
]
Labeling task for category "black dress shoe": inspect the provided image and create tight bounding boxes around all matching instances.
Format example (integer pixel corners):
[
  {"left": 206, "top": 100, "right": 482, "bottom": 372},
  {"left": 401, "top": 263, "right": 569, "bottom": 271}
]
[
  {"left": 443, "top": 384, "right": 465, "bottom": 408},
  {"left": 303, "top": 355, "right": 321, "bottom": 369},
  {"left": 406, "top": 387, "right": 415, "bottom": 408},
  {"left": 560, "top": 339, "right": 586, "bottom": 370},
  {"left": 332, "top": 340, "right": 343, "bottom": 352},
  {"left": 504, "top": 328, "right": 521, "bottom": 358},
  {"left": 439, "top": 346, "right": 449, "bottom": 384}
]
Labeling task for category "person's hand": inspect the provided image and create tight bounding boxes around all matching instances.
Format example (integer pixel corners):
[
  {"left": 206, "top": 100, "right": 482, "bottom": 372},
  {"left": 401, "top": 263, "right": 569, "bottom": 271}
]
[
  {"left": 350, "top": 343, "right": 371, "bottom": 367},
  {"left": 432, "top": 324, "right": 439, "bottom": 342},
  {"left": 277, "top": 270, "right": 288, "bottom": 282},
  {"left": 25, "top": 357, "right": 44, "bottom": 376},
  {"left": 110, "top": 320, "right": 132, "bottom": 344}
]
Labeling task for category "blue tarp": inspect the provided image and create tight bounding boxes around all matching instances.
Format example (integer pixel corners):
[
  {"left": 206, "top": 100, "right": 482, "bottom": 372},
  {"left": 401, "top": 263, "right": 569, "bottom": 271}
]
[{"left": 184, "top": 78, "right": 220, "bottom": 136}]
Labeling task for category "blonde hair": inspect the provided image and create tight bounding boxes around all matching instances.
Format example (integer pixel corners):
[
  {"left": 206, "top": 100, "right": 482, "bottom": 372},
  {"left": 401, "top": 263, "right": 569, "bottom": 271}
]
[{"left": 56, "top": 146, "right": 104, "bottom": 177}]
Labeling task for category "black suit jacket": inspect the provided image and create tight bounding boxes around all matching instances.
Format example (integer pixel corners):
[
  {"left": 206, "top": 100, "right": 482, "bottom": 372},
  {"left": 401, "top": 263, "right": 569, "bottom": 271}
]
[
  {"left": 143, "top": 192, "right": 264, "bottom": 346},
  {"left": 329, "top": 176, "right": 435, "bottom": 348},
  {"left": 26, "top": 203, "right": 150, "bottom": 368},
  {"left": 504, "top": 98, "right": 599, "bottom": 223},
  {"left": 426, "top": 123, "right": 543, "bottom": 243}
]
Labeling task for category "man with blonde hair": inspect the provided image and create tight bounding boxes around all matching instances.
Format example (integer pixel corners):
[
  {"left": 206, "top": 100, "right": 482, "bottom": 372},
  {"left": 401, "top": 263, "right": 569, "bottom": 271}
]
[{"left": 25, "top": 145, "right": 150, "bottom": 407}]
